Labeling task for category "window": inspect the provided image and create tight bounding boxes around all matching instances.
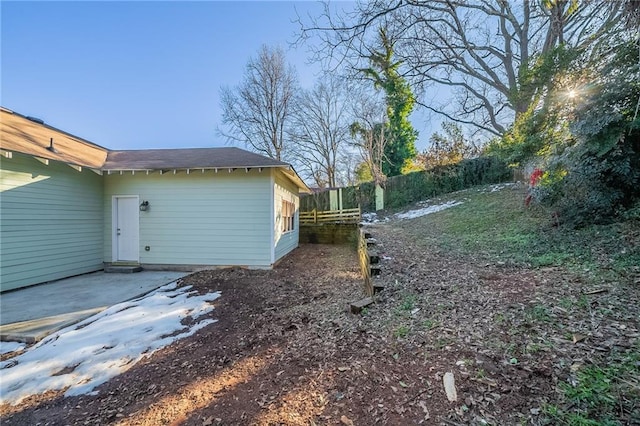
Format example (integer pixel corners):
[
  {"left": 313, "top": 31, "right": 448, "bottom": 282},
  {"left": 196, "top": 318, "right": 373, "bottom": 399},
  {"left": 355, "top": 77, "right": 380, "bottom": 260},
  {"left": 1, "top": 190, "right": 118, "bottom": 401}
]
[{"left": 282, "top": 200, "right": 295, "bottom": 233}]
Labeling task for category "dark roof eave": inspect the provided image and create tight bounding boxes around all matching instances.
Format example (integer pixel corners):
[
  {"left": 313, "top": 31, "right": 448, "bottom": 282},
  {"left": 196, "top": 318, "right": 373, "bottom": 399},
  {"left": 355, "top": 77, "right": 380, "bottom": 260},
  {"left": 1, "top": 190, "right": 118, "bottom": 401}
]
[
  {"left": 104, "top": 165, "right": 311, "bottom": 193},
  {"left": 1, "top": 149, "right": 103, "bottom": 173},
  {"left": 101, "top": 164, "right": 287, "bottom": 172},
  {"left": 3, "top": 147, "right": 311, "bottom": 192}
]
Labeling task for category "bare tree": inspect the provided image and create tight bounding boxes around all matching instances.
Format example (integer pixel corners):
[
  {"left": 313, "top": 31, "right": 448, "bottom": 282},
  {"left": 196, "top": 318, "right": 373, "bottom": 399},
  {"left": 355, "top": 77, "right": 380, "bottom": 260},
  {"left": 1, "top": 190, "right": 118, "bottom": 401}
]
[
  {"left": 336, "top": 150, "right": 360, "bottom": 186},
  {"left": 417, "top": 122, "right": 482, "bottom": 169},
  {"left": 299, "top": 1, "right": 624, "bottom": 137},
  {"left": 219, "top": 45, "right": 298, "bottom": 160},
  {"left": 289, "top": 76, "right": 352, "bottom": 188},
  {"left": 349, "top": 89, "right": 389, "bottom": 186}
]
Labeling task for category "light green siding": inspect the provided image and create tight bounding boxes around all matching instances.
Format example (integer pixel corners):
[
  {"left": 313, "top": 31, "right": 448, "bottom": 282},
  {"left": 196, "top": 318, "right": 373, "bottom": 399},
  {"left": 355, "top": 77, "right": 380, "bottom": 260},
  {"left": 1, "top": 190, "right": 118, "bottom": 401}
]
[
  {"left": 104, "top": 169, "right": 273, "bottom": 267},
  {"left": 0, "top": 154, "right": 104, "bottom": 291},
  {"left": 273, "top": 170, "right": 300, "bottom": 262}
]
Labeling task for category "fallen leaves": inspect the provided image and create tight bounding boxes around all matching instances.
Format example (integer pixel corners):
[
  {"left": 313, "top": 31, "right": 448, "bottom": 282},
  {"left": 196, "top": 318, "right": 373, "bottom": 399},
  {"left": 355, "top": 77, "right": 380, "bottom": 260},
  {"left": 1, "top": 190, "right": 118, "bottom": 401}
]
[{"left": 340, "top": 414, "right": 354, "bottom": 425}]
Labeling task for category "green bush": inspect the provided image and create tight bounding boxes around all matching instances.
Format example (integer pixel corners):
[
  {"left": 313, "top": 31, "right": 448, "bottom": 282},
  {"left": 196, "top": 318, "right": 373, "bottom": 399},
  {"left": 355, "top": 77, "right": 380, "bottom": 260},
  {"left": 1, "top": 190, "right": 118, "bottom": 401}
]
[
  {"left": 547, "top": 140, "right": 639, "bottom": 227},
  {"left": 300, "top": 156, "right": 510, "bottom": 212},
  {"left": 384, "top": 156, "right": 511, "bottom": 209},
  {"left": 491, "top": 38, "right": 640, "bottom": 227}
]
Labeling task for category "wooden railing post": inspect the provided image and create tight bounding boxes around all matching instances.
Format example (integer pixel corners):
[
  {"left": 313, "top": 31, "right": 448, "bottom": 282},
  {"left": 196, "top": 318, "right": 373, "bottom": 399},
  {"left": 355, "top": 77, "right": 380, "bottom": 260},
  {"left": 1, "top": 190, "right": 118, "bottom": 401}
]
[{"left": 358, "top": 229, "right": 373, "bottom": 297}]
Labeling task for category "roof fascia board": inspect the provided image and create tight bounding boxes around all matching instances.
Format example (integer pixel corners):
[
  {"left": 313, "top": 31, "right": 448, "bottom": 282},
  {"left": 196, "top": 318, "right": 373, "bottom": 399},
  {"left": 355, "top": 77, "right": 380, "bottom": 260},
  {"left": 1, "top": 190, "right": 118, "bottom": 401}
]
[
  {"left": 279, "top": 167, "right": 311, "bottom": 194},
  {"left": 101, "top": 164, "right": 310, "bottom": 192},
  {"left": 100, "top": 164, "right": 284, "bottom": 172}
]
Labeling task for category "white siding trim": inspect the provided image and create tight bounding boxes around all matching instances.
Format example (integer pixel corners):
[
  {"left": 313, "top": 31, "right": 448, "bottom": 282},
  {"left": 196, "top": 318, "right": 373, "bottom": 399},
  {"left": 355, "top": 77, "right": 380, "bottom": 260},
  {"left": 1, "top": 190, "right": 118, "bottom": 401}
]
[
  {"left": 273, "top": 170, "right": 300, "bottom": 262},
  {"left": 111, "top": 196, "right": 118, "bottom": 262},
  {"left": 270, "top": 171, "right": 275, "bottom": 265}
]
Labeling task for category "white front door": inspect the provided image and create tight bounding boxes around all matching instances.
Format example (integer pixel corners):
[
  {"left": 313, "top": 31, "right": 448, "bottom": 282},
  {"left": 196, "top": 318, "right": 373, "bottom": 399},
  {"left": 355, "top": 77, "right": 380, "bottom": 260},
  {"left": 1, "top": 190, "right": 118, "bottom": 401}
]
[{"left": 113, "top": 196, "right": 139, "bottom": 262}]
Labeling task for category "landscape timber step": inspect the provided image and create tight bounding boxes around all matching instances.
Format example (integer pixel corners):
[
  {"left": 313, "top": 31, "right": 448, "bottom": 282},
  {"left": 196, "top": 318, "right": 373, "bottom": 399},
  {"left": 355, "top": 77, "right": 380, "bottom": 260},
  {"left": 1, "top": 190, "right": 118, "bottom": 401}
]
[
  {"left": 350, "top": 297, "right": 374, "bottom": 314},
  {"left": 366, "top": 238, "right": 377, "bottom": 247},
  {"left": 369, "top": 252, "right": 380, "bottom": 264},
  {"left": 370, "top": 265, "right": 382, "bottom": 276},
  {"left": 104, "top": 266, "right": 143, "bottom": 273},
  {"left": 373, "top": 282, "right": 385, "bottom": 294},
  {"left": 364, "top": 231, "right": 373, "bottom": 239}
]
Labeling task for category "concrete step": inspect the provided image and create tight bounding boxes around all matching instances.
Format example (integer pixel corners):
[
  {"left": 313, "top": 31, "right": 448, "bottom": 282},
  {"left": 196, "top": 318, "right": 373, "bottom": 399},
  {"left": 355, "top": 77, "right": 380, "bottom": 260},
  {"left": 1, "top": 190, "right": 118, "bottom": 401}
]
[{"left": 104, "top": 266, "right": 143, "bottom": 273}]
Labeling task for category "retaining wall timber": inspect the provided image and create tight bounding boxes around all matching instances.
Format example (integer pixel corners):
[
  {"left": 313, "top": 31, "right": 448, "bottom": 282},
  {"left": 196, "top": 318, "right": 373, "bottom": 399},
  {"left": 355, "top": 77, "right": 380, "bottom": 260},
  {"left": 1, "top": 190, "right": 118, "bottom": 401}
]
[{"left": 299, "top": 224, "right": 359, "bottom": 245}]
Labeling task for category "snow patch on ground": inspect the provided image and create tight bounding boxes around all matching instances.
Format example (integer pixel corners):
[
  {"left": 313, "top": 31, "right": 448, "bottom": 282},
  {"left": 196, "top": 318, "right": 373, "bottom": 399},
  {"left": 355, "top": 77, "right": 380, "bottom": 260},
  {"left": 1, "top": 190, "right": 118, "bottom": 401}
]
[
  {"left": 361, "top": 212, "right": 389, "bottom": 224},
  {"left": 0, "top": 342, "right": 25, "bottom": 356},
  {"left": 0, "top": 283, "right": 220, "bottom": 406},
  {"left": 480, "top": 182, "right": 515, "bottom": 193},
  {"left": 362, "top": 184, "right": 513, "bottom": 223},
  {"left": 395, "top": 200, "right": 464, "bottom": 220}
]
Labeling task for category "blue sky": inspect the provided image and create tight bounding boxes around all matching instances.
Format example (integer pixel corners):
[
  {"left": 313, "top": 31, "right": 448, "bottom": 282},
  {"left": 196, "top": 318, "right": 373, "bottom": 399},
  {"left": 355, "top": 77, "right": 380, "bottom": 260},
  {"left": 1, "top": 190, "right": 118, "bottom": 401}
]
[{"left": 2, "top": 1, "right": 435, "bottom": 151}]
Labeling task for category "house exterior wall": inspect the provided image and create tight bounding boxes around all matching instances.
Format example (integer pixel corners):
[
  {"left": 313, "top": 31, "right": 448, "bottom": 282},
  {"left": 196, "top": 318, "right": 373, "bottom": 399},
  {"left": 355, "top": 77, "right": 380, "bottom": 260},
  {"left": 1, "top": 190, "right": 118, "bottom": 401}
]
[
  {"left": 103, "top": 169, "right": 273, "bottom": 267},
  {"left": 0, "top": 154, "right": 104, "bottom": 291},
  {"left": 273, "top": 170, "right": 300, "bottom": 262}
]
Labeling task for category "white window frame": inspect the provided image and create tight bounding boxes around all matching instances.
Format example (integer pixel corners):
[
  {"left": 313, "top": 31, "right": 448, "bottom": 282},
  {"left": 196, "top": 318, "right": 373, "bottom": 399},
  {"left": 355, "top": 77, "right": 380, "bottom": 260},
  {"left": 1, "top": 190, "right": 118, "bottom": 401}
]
[{"left": 281, "top": 199, "right": 295, "bottom": 234}]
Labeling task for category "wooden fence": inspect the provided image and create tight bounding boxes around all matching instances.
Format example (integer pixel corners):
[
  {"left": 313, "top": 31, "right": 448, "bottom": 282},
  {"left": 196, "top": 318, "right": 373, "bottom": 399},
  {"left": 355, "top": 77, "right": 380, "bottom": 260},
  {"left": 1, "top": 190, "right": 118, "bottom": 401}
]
[
  {"left": 299, "top": 207, "right": 361, "bottom": 225},
  {"left": 300, "top": 186, "right": 374, "bottom": 212}
]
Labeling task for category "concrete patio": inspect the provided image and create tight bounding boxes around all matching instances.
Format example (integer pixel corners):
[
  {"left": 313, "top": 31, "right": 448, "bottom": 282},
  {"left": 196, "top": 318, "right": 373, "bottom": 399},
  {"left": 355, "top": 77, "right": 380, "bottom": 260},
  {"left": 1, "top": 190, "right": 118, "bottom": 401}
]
[{"left": 0, "top": 270, "right": 188, "bottom": 343}]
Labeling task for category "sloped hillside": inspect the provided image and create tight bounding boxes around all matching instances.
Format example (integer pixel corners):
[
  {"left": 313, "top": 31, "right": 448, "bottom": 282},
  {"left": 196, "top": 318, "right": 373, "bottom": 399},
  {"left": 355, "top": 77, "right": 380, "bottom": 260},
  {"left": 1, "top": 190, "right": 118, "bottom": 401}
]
[{"left": 363, "top": 182, "right": 639, "bottom": 425}]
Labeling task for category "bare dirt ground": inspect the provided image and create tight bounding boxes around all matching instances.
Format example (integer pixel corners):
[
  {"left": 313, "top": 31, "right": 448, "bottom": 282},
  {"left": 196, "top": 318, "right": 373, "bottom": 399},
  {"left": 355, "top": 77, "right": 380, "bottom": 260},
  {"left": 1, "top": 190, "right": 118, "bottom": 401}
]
[{"left": 2, "top": 223, "right": 639, "bottom": 425}]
